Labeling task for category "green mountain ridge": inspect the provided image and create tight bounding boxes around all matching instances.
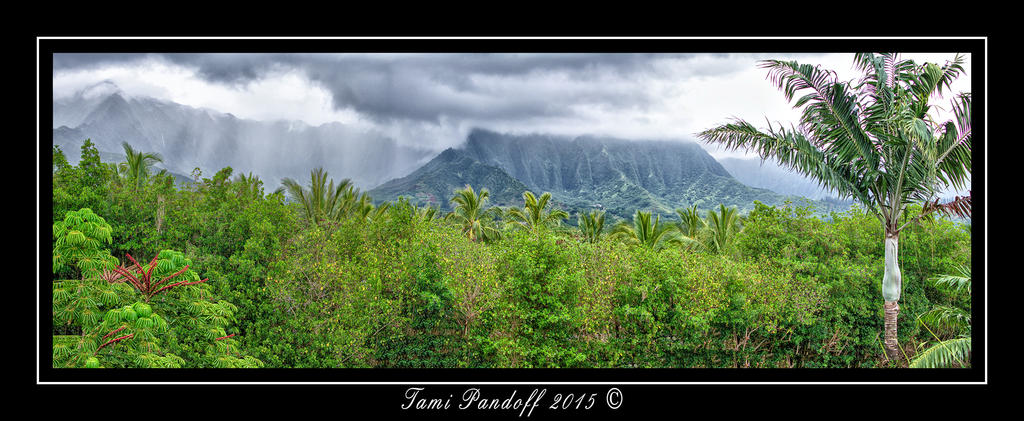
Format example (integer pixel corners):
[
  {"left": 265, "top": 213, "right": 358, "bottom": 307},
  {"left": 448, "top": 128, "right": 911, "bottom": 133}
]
[
  {"left": 369, "top": 147, "right": 531, "bottom": 211},
  {"left": 370, "top": 129, "right": 846, "bottom": 221}
]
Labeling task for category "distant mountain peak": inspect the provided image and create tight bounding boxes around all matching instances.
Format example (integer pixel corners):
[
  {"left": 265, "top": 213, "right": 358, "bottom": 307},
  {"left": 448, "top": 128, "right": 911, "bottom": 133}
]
[
  {"left": 372, "top": 129, "right": 819, "bottom": 220},
  {"left": 77, "top": 80, "right": 123, "bottom": 100},
  {"left": 437, "top": 147, "right": 460, "bottom": 158},
  {"left": 81, "top": 91, "right": 133, "bottom": 125},
  {"left": 53, "top": 92, "right": 434, "bottom": 191}
]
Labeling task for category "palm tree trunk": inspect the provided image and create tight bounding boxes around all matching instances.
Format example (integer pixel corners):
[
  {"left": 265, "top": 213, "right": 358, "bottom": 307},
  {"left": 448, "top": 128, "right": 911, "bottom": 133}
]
[
  {"left": 156, "top": 194, "right": 165, "bottom": 234},
  {"left": 882, "top": 230, "right": 902, "bottom": 360}
]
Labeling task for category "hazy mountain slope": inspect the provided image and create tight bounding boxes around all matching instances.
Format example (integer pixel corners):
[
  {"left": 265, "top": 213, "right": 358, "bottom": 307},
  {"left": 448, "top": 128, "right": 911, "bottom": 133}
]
[
  {"left": 460, "top": 129, "right": 733, "bottom": 191},
  {"left": 52, "top": 87, "right": 434, "bottom": 190},
  {"left": 371, "top": 129, "right": 819, "bottom": 221},
  {"left": 454, "top": 129, "right": 793, "bottom": 219},
  {"left": 369, "top": 148, "right": 531, "bottom": 211},
  {"left": 718, "top": 157, "right": 834, "bottom": 200}
]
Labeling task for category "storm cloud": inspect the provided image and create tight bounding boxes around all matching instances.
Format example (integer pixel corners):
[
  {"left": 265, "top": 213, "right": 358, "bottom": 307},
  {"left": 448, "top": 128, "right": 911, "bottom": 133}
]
[
  {"left": 51, "top": 51, "right": 971, "bottom": 159},
  {"left": 53, "top": 53, "right": 695, "bottom": 123}
]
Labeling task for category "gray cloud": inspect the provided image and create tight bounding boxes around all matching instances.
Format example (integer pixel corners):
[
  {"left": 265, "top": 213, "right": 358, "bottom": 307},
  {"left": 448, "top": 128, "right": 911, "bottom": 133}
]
[
  {"left": 56, "top": 52, "right": 967, "bottom": 161},
  {"left": 52, "top": 53, "right": 702, "bottom": 124},
  {"left": 52, "top": 53, "right": 155, "bottom": 71}
]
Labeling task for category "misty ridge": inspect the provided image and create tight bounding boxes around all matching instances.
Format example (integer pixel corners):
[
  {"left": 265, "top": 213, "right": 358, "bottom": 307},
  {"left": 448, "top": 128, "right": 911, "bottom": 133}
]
[
  {"left": 53, "top": 81, "right": 855, "bottom": 209},
  {"left": 53, "top": 82, "right": 435, "bottom": 190}
]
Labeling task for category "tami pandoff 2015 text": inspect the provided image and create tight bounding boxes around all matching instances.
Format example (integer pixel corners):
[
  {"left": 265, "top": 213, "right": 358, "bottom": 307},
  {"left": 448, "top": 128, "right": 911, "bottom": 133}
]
[{"left": 400, "top": 386, "right": 623, "bottom": 416}]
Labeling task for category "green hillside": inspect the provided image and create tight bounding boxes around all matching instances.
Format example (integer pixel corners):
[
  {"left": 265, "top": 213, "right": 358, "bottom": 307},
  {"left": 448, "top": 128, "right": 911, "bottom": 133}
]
[
  {"left": 371, "top": 129, "right": 845, "bottom": 222},
  {"left": 369, "top": 147, "right": 530, "bottom": 211}
]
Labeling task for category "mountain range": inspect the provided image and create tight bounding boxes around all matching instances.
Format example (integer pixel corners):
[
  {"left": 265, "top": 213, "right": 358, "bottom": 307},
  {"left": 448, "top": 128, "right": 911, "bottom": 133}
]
[
  {"left": 371, "top": 129, "right": 838, "bottom": 221},
  {"left": 53, "top": 85, "right": 850, "bottom": 221},
  {"left": 52, "top": 82, "right": 434, "bottom": 189},
  {"left": 717, "top": 157, "right": 834, "bottom": 200}
]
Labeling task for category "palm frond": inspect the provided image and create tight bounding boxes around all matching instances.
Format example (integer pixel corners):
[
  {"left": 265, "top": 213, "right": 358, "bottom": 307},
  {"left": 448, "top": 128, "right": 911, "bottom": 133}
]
[
  {"left": 578, "top": 210, "right": 605, "bottom": 244},
  {"left": 932, "top": 264, "right": 972, "bottom": 293},
  {"left": 917, "top": 305, "right": 971, "bottom": 338},
  {"left": 675, "top": 205, "right": 707, "bottom": 239},
  {"left": 698, "top": 120, "right": 875, "bottom": 213},
  {"left": 758, "top": 60, "right": 877, "bottom": 168},
  {"left": 705, "top": 204, "right": 742, "bottom": 254},
  {"left": 613, "top": 210, "right": 680, "bottom": 251},
  {"left": 909, "top": 337, "right": 971, "bottom": 368}
]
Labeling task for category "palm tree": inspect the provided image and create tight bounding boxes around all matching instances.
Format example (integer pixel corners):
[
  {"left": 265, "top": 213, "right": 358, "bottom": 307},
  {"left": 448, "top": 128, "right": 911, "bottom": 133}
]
[
  {"left": 697, "top": 53, "right": 972, "bottom": 359},
  {"left": 911, "top": 265, "right": 971, "bottom": 368},
  {"left": 356, "top": 198, "right": 389, "bottom": 222},
  {"left": 119, "top": 142, "right": 164, "bottom": 190},
  {"left": 233, "top": 171, "right": 264, "bottom": 201},
  {"left": 395, "top": 197, "right": 439, "bottom": 225},
  {"left": 417, "top": 204, "right": 439, "bottom": 223},
  {"left": 117, "top": 142, "right": 171, "bottom": 234},
  {"left": 705, "top": 204, "right": 743, "bottom": 254},
  {"left": 505, "top": 191, "right": 569, "bottom": 232},
  {"left": 278, "top": 167, "right": 357, "bottom": 224},
  {"left": 611, "top": 210, "right": 680, "bottom": 251},
  {"left": 578, "top": 209, "right": 606, "bottom": 244},
  {"left": 446, "top": 185, "right": 503, "bottom": 242},
  {"left": 675, "top": 204, "right": 707, "bottom": 242}
]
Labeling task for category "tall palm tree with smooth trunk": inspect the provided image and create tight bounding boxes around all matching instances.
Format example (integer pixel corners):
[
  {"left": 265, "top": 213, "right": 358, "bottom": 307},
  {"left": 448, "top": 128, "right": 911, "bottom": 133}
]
[
  {"left": 118, "top": 142, "right": 170, "bottom": 234},
  {"left": 698, "top": 53, "right": 972, "bottom": 360}
]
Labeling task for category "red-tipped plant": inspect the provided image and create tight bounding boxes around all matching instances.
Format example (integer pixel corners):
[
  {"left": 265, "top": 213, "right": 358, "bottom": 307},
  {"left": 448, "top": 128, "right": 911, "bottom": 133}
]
[
  {"left": 96, "top": 333, "right": 134, "bottom": 354},
  {"left": 111, "top": 253, "right": 208, "bottom": 302},
  {"left": 215, "top": 333, "right": 237, "bottom": 355}
]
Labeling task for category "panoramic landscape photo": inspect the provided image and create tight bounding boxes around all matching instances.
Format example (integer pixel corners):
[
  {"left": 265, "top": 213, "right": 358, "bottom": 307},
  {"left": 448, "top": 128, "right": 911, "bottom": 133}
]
[{"left": 48, "top": 50, "right": 974, "bottom": 371}]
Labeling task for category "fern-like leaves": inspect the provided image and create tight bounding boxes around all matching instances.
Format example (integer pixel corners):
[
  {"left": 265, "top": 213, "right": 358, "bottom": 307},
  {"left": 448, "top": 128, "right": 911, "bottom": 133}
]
[{"left": 910, "top": 337, "right": 971, "bottom": 368}]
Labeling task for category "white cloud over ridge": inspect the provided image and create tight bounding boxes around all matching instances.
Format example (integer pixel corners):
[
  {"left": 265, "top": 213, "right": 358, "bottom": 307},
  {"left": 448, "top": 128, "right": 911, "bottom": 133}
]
[{"left": 52, "top": 52, "right": 973, "bottom": 164}]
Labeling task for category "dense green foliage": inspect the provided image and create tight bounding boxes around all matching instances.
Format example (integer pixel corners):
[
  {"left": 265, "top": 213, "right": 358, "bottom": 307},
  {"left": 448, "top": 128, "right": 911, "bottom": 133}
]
[
  {"left": 50, "top": 137, "right": 970, "bottom": 369},
  {"left": 911, "top": 265, "right": 972, "bottom": 368}
]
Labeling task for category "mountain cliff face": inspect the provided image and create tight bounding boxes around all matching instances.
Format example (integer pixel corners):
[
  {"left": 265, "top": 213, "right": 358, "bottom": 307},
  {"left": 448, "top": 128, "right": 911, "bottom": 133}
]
[
  {"left": 460, "top": 129, "right": 733, "bottom": 192},
  {"left": 369, "top": 148, "right": 530, "bottom": 211},
  {"left": 373, "top": 129, "right": 803, "bottom": 220},
  {"left": 52, "top": 88, "right": 434, "bottom": 189}
]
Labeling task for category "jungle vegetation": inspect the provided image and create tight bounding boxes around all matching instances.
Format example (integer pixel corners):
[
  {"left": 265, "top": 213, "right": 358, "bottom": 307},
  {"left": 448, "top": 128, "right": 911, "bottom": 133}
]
[
  {"left": 49, "top": 53, "right": 973, "bottom": 369},
  {"left": 50, "top": 141, "right": 971, "bottom": 369}
]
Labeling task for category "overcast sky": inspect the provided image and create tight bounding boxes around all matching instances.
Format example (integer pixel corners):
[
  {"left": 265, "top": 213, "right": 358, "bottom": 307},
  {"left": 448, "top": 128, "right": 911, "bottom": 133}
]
[{"left": 52, "top": 52, "right": 972, "bottom": 160}]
